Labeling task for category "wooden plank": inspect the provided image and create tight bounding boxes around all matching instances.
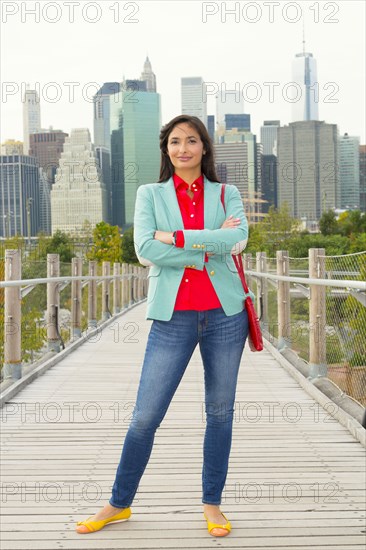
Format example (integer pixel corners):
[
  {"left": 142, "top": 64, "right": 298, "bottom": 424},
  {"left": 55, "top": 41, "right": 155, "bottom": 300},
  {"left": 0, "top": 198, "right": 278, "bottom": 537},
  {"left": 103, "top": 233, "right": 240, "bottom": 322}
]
[
  {"left": 1, "top": 303, "right": 365, "bottom": 550},
  {"left": 0, "top": 536, "right": 365, "bottom": 550}
]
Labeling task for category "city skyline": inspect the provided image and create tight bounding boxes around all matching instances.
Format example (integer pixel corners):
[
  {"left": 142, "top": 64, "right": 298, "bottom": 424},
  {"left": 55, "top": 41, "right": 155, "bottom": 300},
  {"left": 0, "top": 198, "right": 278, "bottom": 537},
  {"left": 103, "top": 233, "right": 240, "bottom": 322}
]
[{"left": 1, "top": 1, "right": 365, "bottom": 144}]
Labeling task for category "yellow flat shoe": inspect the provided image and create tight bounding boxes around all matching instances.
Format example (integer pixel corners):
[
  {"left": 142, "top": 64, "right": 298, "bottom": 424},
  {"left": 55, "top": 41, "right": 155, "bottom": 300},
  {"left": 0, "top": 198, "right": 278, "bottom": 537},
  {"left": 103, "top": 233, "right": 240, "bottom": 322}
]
[
  {"left": 76, "top": 507, "right": 131, "bottom": 533},
  {"left": 204, "top": 511, "right": 231, "bottom": 537}
]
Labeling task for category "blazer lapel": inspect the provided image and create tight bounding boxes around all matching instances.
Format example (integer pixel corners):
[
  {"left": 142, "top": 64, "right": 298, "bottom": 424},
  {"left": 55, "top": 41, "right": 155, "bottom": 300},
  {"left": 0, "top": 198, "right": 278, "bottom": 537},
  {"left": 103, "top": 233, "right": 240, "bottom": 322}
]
[
  {"left": 203, "top": 175, "right": 221, "bottom": 229},
  {"left": 158, "top": 176, "right": 184, "bottom": 229}
]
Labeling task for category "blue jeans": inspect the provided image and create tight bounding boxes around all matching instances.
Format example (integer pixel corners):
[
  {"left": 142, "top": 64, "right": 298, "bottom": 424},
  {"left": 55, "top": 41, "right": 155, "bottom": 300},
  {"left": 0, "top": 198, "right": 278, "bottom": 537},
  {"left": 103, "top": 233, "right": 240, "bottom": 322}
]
[{"left": 109, "top": 306, "right": 249, "bottom": 507}]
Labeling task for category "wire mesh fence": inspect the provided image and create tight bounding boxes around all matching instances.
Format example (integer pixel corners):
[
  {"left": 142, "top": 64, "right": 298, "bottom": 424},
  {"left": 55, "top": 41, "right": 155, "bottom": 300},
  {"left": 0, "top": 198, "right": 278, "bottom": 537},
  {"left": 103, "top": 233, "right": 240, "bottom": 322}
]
[
  {"left": 250, "top": 250, "right": 366, "bottom": 407},
  {"left": 2, "top": 245, "right": 365, "bottom": 407},
  {"left": 323, "top": 252, "right": 366, "bottom": 405}
]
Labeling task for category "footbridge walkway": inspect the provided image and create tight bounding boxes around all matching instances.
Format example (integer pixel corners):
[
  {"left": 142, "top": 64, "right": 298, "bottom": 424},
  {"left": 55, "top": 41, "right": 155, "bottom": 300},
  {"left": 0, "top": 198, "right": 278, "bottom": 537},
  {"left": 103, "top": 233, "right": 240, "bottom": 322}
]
[{"left": 0, "top": 248, "right": 365, "bottom": 549}]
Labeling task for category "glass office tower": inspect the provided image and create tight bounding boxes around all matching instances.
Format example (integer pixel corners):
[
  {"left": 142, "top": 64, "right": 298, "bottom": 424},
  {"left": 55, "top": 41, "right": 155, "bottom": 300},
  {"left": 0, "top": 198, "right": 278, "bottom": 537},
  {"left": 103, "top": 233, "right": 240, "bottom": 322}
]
[
  {"left": 339, "top": 133, "right": 360, "bottom": 209},
  {"left": 0, "top": 154, "right": 40, "bottom": 237},
  {"left": 291, "top": 51, "right": 319, "bottom": 122},
  {"left": 110, "top": 89, "right": 161, "bottom": 229}
]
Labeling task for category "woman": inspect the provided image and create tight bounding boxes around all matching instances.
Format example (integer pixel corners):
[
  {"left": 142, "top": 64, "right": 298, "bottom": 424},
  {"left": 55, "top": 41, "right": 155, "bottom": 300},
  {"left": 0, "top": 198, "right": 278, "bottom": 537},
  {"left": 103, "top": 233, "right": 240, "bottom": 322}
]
[{"left": 76, "top": 114, "right": 251, "bottom": 537}]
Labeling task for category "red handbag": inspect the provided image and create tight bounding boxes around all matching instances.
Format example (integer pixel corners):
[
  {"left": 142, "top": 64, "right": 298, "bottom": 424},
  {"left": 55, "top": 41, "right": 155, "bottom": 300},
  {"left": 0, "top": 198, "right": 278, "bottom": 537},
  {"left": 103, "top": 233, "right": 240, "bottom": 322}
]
[{"left": 220, "top": 184, "right": 264, "bottom": 352}]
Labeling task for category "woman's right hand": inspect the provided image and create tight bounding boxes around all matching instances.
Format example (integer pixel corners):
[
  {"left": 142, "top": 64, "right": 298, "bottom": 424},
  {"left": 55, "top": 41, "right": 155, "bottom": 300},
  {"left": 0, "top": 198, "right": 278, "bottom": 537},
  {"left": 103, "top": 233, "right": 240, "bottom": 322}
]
[{"left": 221, "top": 215, "right": 241, "bottom": 229}]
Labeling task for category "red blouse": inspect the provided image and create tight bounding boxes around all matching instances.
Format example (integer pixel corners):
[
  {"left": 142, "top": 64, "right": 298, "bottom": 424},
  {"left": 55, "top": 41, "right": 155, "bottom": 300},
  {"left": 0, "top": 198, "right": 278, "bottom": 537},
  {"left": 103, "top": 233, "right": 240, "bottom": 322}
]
[{"left": 172, "top": 172, "right": 222, "bottom": 311}]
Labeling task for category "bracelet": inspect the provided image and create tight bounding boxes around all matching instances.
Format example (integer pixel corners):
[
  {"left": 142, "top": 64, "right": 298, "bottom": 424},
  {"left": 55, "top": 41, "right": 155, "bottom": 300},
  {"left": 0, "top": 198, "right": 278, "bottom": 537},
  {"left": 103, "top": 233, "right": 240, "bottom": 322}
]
[{"left": 171, "top": 231, "right": 176, "bottom": 246}]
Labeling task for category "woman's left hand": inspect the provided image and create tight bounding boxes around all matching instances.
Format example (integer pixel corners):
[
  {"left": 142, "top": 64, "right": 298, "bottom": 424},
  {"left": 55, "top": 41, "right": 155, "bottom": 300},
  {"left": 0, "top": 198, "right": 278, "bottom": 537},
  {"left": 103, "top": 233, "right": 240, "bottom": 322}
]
[{"left": 221, "top": 215, "right": 241, "bottom": 229}]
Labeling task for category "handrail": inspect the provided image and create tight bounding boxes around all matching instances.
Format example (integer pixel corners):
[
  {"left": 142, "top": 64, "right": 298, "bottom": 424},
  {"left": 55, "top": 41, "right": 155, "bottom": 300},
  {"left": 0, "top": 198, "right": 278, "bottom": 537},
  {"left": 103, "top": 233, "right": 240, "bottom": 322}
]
[
  {"left": 246, "top": 270, "right": 366, "bottom": 291},
  {"left": 1, "top": 271, "right": 365, "bottom": 291},
  {"left": 0, "top": 274, "right": 134, "bottom": 288}
]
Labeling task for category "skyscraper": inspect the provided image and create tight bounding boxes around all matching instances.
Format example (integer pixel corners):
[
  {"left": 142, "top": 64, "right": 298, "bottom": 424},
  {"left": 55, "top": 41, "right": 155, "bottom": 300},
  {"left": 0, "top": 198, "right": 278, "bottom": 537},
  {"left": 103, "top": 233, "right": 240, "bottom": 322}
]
[
  {"left": 260, "top": 121, "right": 280, "bottom": 156},
  {"left": 207, "top": 115, "right": 215, "bottom": 143},
  {"left": 291, "top": 47, "right": 319, "bottom": 122},
  {"left": 215, "top": 142, "right": 248, "bottom": 196},
  {"left": 225, "top": 114, "right": 250, "bottom": 132},
  {"left": 93, "top": 82, "right": 121, "bottom": 226},
  {"left": 216, "top": 88, "right": 244, "bottom": 126},
  {"left": 29, "top": 129, "right": 68, "bottom": 184},
  {"left": 277, "top": 121, "right": 339, "bottom": 222},
  {"left": 219, "top": 129, "right": 258, "bottom": 199},
  {"left": 181, "top": 77, "right": 207, "bottom": 127},
  {"left": 359, "top": 145, "right": 366, "bottom": 212},
  {"left": 110, "top": 88, "right": 161, "bottom": 229},
  {"left": 38, "top": 167, "right": 52, "bottom": 234},
  {"left": 261, "top": 155, "right": 278, "bottom": 212},
  {"left": 23, "top": 89, "right": 41, "bottom": 155},
  {"left": 50, "top": 129, "right": 108, "bottom": 235},
  {"left": 339, "top": 133, "right": 360, "bottom": 209},
  {"left": 140, "top": 55, "right": 157, "bottom": 92},
  {"left": 95, "top": 145, "right": 113, "bottom": 223},
  {"left": 215, "top": 139, "right": 264, "bottom": 223},
  {"left": 93, "top": 82, "right": 121, "bottom": 149},
  {"left": 0, "top": 154, "right": 40, "bottom": 237}
]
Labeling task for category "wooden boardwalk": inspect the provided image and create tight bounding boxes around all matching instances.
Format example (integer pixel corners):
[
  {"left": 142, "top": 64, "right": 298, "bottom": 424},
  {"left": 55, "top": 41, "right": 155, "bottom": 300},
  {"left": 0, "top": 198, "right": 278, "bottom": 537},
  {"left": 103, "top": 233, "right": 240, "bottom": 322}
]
[{"left": 1, "top": 303, "right": 365, "bottom": 549}]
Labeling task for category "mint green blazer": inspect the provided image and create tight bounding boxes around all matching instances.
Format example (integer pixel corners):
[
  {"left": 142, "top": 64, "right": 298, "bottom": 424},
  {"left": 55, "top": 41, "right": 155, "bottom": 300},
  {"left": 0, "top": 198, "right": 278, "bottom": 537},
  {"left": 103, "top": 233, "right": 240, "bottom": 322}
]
[{"left": 133, "top": 174, "right": 253, "bottom": 321}]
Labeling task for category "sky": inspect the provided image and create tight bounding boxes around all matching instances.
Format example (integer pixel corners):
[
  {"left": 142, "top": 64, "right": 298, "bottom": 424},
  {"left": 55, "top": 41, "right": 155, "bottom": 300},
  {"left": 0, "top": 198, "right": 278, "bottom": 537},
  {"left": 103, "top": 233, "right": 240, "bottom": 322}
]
[{"left": 1, "top": 0, "right": 365, "bottom": 144}]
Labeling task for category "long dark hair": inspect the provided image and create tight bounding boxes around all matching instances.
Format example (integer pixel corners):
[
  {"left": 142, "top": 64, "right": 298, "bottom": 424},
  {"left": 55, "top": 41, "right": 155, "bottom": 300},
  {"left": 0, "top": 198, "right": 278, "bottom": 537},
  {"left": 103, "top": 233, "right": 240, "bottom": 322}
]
[{"left": 158, "top": 114, "right": 221, "bottom": 183}]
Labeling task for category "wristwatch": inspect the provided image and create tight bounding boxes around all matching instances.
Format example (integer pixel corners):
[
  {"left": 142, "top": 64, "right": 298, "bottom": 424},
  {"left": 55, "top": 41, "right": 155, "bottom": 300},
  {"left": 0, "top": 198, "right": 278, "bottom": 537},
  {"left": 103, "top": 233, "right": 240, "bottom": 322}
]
[{"left": 171, "top": 231, "right": 177, "bottom": 246}]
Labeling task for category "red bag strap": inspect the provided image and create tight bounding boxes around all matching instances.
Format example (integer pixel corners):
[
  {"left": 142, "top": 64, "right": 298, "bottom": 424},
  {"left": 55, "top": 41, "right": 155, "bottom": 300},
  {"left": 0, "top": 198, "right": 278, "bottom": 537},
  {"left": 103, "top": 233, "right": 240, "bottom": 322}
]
[{"left": 220, "top": 184, "right": 249, "bottom": 294}]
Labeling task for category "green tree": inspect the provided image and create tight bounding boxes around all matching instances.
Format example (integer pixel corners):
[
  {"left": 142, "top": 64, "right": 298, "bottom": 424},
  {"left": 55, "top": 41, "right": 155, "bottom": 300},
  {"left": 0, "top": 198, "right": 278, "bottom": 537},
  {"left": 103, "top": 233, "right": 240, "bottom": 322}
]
[
  {"left": 337, "top": 210, "right": 366, "bottom": 237},
  {"left": 349, "top": 233, "right": 366, "bottom": 253},
  {"left": 22, "top": 308, "right": 46, "bottom": 363},
  {"left": 319, "top": 209, "right": 338, "bottom": 236},
  {"left": 87, "top": 222, "right": 121, "bottom": 264},
  {"left": 44, "top": 230, "right": 73, "bottom": 263},
  {"left": 122, "top": 226, "right": 139, "bottom": 264},
  {"left": 246, "top": 203, "right": 301, "bottom": 255},
  {"left": 262, "top": 203, "right": 301, "bottom": 238},
  {"left": 287, "top": 234, "right": 349, "bottom": 258}
]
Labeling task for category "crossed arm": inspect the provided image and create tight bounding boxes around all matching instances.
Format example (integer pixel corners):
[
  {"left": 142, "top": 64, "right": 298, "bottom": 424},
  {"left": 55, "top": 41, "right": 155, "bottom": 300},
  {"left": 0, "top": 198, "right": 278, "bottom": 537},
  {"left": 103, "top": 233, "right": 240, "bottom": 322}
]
[{"left": 133, "top": 184, "right": 248, "bottom": 269}]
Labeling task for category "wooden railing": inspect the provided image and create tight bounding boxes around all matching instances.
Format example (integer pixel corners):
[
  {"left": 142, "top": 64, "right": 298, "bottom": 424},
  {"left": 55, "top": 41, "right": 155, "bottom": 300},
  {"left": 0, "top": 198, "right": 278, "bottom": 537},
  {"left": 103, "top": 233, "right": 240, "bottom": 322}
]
[{"left": 1, "top": 250, "right": 147, "bottom": 381}]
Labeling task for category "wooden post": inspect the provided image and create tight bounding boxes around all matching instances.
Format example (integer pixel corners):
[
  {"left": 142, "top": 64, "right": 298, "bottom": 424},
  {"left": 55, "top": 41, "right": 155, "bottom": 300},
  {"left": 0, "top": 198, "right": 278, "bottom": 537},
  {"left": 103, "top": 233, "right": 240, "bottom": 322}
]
[
  {"left": 243, "top": 253, "right": 252, "bottom": 290},
  {"left": 132, "top": 266, "right": 137, "bottom": 303},
  {"left": 88, "top": 261, "right": 97, "bottom": 328},
  {"left": 140, "top": 267, "right": 144, "bottom": 299},
  {"left": 121, "top": 263, "right": 127, "bottom": 309},
  {"left": 102, "top": 261, "right": 111, "bottom": 321},
  {"left": 139, "top": 267, "right": 145, "bottom": 300},
  {"left": 3, "top": 249, "right": 22, "bottom": 380},
  {"left": 47, "top": 253, "right": 61, "bottom": 352},
  {"left": 128, "top": 265, "right": 133, "bottom": 306},
  {"left": 143, "top": 267, "right": 148, "bottom": 298},
  {"left": 138, "top": 267, "right": 143, "bottom": 300},
  {"left": 256, "top": 252, "right": 268, "bottom": 326},
  {"left": 277, "top": 250, "right": 291, "bottom": 350},
  {"left": 134, "top": 266, "right": 138, "bottom": 302},
  {"left": 71, "top": 257, "right": 82, "bottom": 340},
  {"left": 131, "top": 265, "right": 135, "bottom": 305},
  {"left": 134, "top": 266, "right": 139, "bottom": 301},
  {"left": 113, "top": 262, "right": 121, "bottom": 314},
  {"left": 136, "top": 267, "right": 140, "bottom": 301},
  {"left": 309, "top": 248, "right": 327, "bottom": 378}
]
